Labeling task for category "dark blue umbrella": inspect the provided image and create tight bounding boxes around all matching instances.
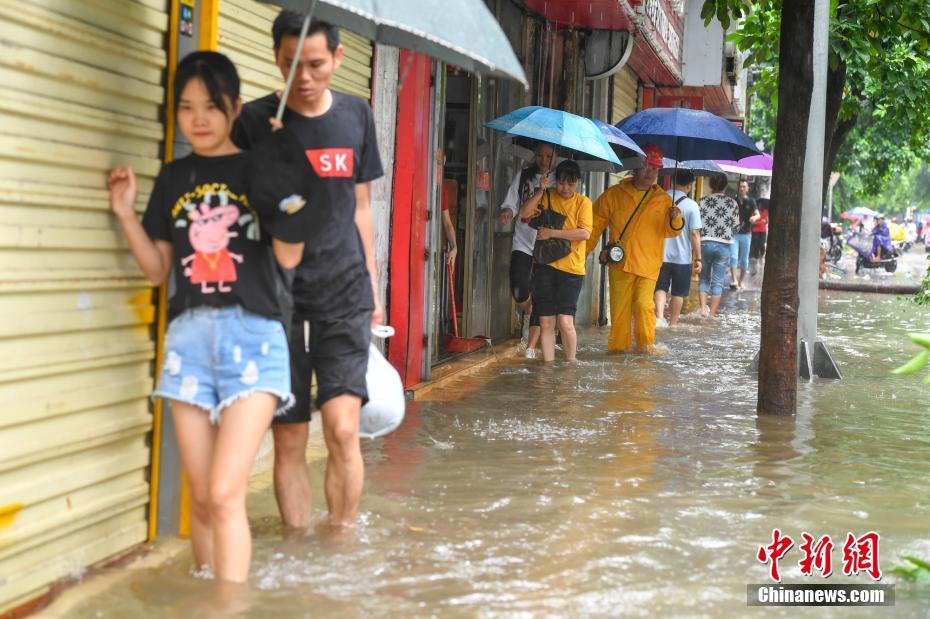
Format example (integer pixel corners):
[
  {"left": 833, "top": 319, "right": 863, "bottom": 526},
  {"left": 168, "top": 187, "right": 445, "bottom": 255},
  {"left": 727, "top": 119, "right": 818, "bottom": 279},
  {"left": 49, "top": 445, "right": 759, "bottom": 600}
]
[{"left": 615, "top": 108, "right": 761, "bottom": 162}]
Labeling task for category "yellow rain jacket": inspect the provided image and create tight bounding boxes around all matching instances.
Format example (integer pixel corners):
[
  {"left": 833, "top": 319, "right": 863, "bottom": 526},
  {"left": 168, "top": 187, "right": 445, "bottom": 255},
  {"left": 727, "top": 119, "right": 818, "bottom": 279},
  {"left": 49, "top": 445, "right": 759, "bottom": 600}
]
[
  {"left": 889, "top": 223, "right": 906, "bottom": 242},
  {"left": 586, "top": 178, "right": 683, "bottom": 280}
]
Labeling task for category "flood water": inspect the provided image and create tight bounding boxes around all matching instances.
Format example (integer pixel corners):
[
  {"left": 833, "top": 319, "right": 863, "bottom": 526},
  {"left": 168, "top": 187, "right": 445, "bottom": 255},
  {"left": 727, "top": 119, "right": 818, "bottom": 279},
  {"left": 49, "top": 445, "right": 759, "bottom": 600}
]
[{"left": 52, "top": 289, "right": 930, "bottom": 617}]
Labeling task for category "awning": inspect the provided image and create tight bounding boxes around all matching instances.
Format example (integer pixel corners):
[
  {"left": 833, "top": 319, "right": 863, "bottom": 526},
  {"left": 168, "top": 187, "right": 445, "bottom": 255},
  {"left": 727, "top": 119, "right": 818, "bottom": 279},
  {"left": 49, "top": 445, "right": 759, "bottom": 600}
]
[{"left": 523, "top": 0, "right": 636, "bottom": 31}]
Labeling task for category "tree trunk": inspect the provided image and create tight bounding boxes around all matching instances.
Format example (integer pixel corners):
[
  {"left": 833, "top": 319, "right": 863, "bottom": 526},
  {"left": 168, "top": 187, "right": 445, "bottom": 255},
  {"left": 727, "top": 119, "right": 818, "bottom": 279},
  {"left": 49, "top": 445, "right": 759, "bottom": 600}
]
[{"left": 758, "top": 0, "right": 815, "bottom": 416}]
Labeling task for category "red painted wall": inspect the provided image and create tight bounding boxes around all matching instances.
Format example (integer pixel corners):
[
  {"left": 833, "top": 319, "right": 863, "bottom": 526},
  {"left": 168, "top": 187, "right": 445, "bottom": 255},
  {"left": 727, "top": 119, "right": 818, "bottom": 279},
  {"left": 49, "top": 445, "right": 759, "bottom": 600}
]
[{"left": 388, "top": 51, "right": 432, "bottom": 386}]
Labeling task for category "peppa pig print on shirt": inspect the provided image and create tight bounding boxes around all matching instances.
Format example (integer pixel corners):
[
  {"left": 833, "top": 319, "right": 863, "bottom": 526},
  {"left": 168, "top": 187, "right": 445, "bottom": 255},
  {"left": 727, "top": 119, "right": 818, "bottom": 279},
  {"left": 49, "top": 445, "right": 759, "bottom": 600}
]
[
  {"left": 141, "top": 152, "right": 287, "bottom": 321},
  {"left": 182, "top": 194, "right": 243, "bottom": 294}
]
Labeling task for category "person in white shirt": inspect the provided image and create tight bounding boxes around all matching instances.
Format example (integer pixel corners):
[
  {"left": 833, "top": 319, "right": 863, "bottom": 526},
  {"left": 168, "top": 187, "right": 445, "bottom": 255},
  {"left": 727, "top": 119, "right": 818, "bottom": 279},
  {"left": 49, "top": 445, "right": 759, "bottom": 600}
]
[
  {"left": 498, "top": 142, "right": 557, "bottom": 358},
  {"left": 654, "top": 169, "right": 702, "bottom": 327}
]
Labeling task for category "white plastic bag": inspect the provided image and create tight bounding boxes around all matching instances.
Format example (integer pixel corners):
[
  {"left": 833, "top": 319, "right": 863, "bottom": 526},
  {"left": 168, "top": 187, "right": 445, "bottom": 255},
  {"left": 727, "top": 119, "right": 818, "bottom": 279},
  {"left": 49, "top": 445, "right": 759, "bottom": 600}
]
[{"left": 359, "top": 326, "right": 406, "bottom": 439}]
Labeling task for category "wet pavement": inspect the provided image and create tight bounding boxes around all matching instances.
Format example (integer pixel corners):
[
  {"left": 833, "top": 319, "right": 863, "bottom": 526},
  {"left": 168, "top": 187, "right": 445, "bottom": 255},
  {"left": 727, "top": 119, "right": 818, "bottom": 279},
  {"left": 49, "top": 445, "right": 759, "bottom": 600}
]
[{"left": 45, "top": 289, "right": 930, "bottom": 618}]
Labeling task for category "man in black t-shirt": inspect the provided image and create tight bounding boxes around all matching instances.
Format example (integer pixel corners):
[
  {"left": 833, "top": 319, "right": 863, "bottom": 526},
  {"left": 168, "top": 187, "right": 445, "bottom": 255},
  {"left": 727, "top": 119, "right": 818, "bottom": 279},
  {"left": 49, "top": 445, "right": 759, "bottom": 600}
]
[
  {"left": 233, "top": 12, "right": 383, "bottom": 528},
  {"left": 729, "top": 180, "right": 759, "bottom": 290}
]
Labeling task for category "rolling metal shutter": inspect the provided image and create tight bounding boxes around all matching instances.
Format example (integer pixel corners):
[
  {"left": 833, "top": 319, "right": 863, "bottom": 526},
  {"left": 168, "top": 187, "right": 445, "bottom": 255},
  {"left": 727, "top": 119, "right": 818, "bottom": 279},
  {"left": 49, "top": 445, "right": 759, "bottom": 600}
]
[
  {"left": 218, "top": 0, "right": 373, "bottom": 102},
  {"left": 610, "top": 65, "right": 639, "bottom": 185},
  {"left": 611, "top": 65, "right": 639, "bottom": 124},
  {"left": 0, "top": 0, "right": 168, "bottom": 612}
]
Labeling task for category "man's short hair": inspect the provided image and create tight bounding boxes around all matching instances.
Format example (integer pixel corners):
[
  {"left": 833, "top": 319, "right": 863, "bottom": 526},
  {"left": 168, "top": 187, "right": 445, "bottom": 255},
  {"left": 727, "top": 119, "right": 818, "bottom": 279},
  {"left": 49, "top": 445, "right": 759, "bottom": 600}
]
[
  {"left": 709, "top": 173, "right": 729, "bottom": 193},
  {"left": 272, "top": 11, "right": 339, "bottom": 52},
  {"left": 673, "top": 169, "right": 694, "bottom": 187}
]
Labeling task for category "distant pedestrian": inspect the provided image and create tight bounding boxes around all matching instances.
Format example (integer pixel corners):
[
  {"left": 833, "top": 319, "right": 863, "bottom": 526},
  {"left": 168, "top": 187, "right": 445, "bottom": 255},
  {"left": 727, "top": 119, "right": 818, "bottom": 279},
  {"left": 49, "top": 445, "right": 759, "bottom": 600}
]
[
  {"left": 729, "top": 180, "right": 759, "bottom": 290},
  {"left": 654, "top": 169, "right": 702, "bottom": 327},
  {"left": 697, "top": 173, "right": 739, "bottom": 318},
  {"left": 749, "top": 197, "right": 769, "bottom": 274}
]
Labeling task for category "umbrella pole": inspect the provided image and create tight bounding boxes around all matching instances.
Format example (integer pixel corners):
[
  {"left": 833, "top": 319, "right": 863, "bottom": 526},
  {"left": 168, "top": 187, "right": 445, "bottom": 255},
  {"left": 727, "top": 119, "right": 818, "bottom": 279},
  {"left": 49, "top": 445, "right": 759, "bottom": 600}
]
[{"left": 275, "top": 0, "right": 320, "bottom": 124}]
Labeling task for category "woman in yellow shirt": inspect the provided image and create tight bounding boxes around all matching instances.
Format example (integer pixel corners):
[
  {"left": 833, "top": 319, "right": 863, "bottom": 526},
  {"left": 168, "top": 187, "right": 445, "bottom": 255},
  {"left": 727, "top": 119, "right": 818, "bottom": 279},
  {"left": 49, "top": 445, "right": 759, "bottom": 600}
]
[{"left": 519, "top": 160, "right": 593, "bottom": 362}]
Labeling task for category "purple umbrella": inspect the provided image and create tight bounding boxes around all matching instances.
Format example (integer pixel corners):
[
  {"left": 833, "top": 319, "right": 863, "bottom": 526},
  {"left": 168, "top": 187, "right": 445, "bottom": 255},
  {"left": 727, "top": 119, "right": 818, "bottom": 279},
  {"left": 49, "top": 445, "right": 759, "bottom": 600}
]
[{"left": 714, "top": 153, "right": 773, "bottom": 177}]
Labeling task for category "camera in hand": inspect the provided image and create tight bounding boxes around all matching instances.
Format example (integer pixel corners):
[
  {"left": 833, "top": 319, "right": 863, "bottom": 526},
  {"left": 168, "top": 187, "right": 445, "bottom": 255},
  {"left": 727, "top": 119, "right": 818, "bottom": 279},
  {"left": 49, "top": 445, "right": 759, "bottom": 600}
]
[{"left": 599, "top": 242, "right": 625, "bottom": 265}]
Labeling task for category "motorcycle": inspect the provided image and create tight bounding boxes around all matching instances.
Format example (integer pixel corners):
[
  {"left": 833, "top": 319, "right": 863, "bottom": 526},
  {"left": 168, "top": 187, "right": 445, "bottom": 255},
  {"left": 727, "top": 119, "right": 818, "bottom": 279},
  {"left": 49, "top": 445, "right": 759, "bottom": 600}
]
[
  {"left": 847, "top": 230, "right": 898, "bottom": 275},
  {"left": 827, "top": 225, "right": 844, "bottom": 264}
]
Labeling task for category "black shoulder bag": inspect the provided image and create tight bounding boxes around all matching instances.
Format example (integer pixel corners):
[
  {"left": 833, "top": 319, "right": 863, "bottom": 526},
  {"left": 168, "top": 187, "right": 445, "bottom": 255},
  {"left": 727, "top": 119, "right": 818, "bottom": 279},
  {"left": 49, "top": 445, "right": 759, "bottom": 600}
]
[{"left": 530, "top": 190, "right": 572, "bottom": 265}]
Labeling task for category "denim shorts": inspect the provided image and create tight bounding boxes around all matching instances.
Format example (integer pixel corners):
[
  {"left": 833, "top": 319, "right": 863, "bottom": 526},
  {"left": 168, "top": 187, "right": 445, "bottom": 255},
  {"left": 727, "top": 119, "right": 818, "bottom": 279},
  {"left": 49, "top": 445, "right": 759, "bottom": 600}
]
[
  {"left": 155, "top": 306, "right": 294, "bottom": 424},
  {"left": 730, "top": 233, "right": 751, "bottom": 269}
]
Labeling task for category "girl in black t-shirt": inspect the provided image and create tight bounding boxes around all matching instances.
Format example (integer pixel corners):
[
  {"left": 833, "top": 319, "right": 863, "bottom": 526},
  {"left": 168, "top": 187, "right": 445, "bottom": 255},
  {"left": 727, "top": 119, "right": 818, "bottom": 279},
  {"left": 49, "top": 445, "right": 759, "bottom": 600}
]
[{"left": 106, "top": 52, "right": 302, "bottom": 583}]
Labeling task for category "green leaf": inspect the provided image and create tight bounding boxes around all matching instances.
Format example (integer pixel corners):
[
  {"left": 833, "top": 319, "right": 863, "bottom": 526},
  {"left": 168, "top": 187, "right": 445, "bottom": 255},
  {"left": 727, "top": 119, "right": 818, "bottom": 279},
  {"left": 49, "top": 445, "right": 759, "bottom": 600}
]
[
  {"left": 908, "top": 333, "right": 930, "bottom": 348},
  {"left": 902, "top": 556, "right": 930, "bottom": 571},
  {"left": 892, "top": 350, "right": 930, "bottom": 375}
]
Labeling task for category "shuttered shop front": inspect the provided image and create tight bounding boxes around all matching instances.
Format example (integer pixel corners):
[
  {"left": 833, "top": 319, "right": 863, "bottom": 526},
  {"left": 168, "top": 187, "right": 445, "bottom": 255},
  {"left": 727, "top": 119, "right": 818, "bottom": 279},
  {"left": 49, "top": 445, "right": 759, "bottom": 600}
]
[
  {"left": 611, "top": 65, "right": 638, "bottom": 124},
  {"left": 0, "top": 0, "right": 167, "bottom": 611},
  {"left": 217, "top": 0, "right": 373, "bottom": 102},
  {"left": 609, "top": 66, "right": 639, "bottom": 185}
]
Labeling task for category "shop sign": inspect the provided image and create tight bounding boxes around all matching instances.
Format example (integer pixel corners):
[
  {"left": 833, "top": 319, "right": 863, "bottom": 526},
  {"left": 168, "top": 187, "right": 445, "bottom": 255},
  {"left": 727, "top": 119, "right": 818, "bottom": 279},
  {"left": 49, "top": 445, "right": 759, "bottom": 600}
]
[{"left": 642, "top": 0, "right": 681, "bottom": 61}]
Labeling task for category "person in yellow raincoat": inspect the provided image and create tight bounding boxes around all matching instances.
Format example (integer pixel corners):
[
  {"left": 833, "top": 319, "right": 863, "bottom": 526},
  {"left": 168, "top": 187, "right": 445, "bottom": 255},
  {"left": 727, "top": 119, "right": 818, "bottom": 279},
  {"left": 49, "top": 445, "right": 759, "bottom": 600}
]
[{"left": 586, "top": 144, "right": 683, "bottom": 353}]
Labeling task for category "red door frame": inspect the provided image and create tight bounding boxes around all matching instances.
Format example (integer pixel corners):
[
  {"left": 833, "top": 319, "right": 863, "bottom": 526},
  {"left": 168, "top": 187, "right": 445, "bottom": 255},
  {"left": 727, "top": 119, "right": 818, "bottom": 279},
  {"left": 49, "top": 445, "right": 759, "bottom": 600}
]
[{"left": 388, "top": 51, "right": 432, "bottom": 386}]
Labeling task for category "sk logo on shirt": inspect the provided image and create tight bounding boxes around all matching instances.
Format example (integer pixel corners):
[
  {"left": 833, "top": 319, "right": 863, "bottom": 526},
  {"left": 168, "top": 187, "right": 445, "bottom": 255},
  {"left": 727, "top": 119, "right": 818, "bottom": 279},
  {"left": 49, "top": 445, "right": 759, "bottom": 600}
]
[{"left": 305, "top": 148, "right": 354, "bottom": 178}]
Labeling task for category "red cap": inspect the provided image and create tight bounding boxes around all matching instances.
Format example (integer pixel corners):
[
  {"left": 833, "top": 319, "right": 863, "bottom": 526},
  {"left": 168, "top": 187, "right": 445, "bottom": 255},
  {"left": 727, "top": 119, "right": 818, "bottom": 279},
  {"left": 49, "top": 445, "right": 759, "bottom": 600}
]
[{"left": 643, "top": 143, "right": 663, "bottom": 168}]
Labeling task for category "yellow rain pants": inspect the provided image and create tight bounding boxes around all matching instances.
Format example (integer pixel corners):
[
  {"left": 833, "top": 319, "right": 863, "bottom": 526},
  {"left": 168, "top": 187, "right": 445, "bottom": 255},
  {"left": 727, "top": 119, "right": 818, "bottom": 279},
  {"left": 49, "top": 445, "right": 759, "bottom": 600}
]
[{"left": 608, "top": 268, "right": 657, "bottom": 353}]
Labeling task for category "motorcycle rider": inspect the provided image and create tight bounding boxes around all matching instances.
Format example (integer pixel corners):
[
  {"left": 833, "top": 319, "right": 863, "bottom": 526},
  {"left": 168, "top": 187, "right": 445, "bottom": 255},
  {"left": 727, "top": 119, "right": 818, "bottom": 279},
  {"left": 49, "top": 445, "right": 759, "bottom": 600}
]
[{"left": 871, "top": 214, "right": 894, "bottom": 261}]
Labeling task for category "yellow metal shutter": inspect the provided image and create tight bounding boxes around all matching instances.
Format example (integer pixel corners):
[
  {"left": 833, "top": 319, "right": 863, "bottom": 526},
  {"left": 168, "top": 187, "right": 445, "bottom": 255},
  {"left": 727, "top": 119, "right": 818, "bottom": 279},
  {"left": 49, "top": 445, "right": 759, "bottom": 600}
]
[
  {"left": 0, "top": 0, "right": 167, "bottom": 612},
  {"left": 611, "top": 65, "right": 639, "bottom": 123},
  {"left": 609, "top": 66, "right": 639, "bottom": 185},
  {"left": 217, "top": 0, "right": 373, "bottom": 102}
]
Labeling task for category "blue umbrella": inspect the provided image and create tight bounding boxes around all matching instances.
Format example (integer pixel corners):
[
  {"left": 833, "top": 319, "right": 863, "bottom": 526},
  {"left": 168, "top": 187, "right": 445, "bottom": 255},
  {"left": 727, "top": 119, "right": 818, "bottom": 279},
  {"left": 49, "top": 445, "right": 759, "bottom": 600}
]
[
  {"left": 615, "top": 108, "right": 761, "bottom": 162},
  {"left": 487, "top": 106, "right": 621, "bottom": 168},
  {"left": 591, "top": 119, "right": 645, "bottom": 168}
]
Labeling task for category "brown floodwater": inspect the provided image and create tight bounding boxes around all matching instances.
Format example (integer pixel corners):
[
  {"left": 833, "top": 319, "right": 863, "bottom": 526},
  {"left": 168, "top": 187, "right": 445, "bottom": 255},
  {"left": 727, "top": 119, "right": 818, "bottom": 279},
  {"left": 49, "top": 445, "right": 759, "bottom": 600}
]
[{"left": 51, "top": 290, "right": 930, "bottom": 617}]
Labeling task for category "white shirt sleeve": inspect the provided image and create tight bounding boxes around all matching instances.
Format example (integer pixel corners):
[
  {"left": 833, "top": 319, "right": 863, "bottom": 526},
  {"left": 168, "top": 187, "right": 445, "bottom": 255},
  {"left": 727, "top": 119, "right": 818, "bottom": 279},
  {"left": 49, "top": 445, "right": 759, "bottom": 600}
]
[{"left": 500, "top": 172, "right": 523, "bottom": 215}]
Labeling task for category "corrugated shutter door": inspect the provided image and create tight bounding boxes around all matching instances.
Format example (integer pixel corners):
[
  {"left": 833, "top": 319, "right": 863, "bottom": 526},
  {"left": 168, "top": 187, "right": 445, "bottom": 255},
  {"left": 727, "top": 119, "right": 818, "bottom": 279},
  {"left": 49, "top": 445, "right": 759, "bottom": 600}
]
[
  {"left": 611, "top": 66, "right": 638, "bottom": 123},
  {"left": 0, "top": 0, "right": 167, "bottom": 612},
  {"left": 218, "top": 0, "right": 373, "bottom": 102},
  {"left": 610, "top": 66, "right": 639, "bottom": 185}
]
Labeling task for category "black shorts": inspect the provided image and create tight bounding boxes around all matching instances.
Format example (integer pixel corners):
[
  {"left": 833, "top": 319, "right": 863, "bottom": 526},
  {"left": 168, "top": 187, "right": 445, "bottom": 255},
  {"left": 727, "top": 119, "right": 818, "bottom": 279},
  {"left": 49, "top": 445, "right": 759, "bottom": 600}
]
[
  {"left": 532, "top": 264, "right": 584, "bottom": 317},
  {"left": 655, "top": 262, "right": 692, "bottom": 297},
  {"left": 276, "top": 310, "right": 372, "bottom": 424},
  {"left": 509, "top": 250, "right": 539, "bottom": 327},
  {"left": 750, "top": 231, "right": 767, "bottom": 258},
  {"left": 509, "top": 250, "right": 533, "bottom": 303}
]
